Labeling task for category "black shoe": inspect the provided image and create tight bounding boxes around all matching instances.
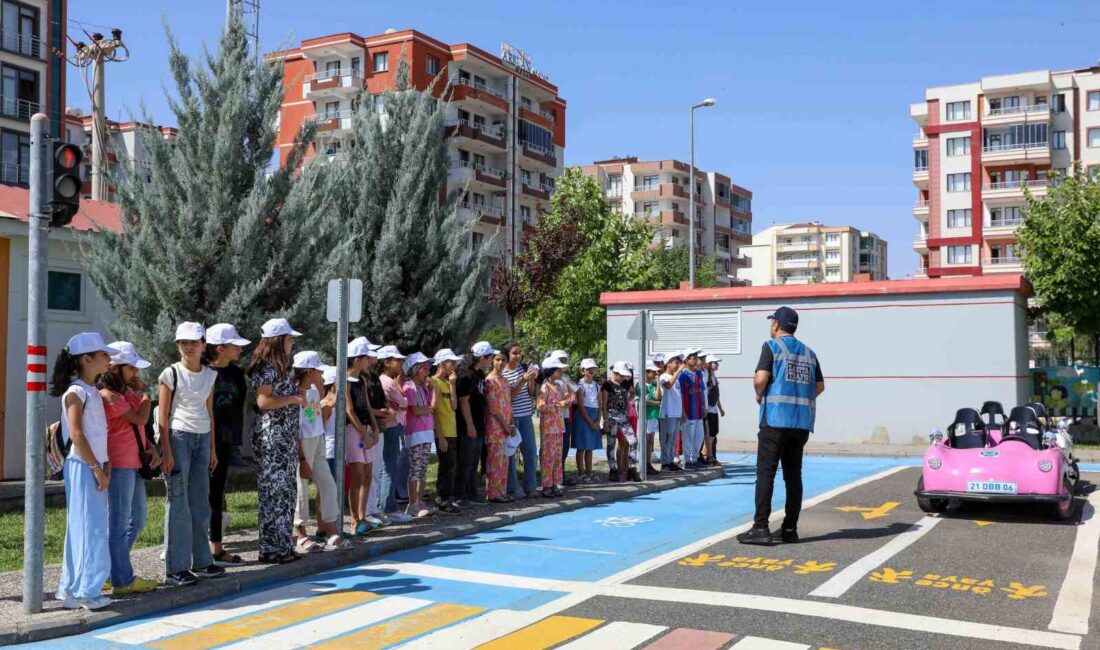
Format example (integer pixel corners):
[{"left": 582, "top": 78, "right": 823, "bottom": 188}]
[
  {"left": 608, "top": 470, "right": 619, "bottom": 482},
  {"left": 627, "top": 468, "right": 642, "bottom": 483},
  {"left": 165, "top": 570, "right": 198, "bottom": 586},
  {"left": 647, "top": 463, "right": 661, "bottom": 476},
  {"left": 736, "top": 527, "right": 773, "bottom": 546},
  {"left": 774, "top": 528, "right": 799, "bottom": 544},
  {"left": 192, "top": 564, "right": 226, "bottom": 579},
  {"left": 563, "top": 476, "right": 578, "bottom": 487},
  {"left": 669, "top": 463, "right": 683, "bottom": 472}
]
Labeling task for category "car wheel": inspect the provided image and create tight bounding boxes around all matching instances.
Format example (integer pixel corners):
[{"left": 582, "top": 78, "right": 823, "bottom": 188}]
[
  {"left": 1053, "top": 477, "right": 1077, "bottom": 521},
  {"left": 916, "top": 477, "right": 948, "bottom": 514}
]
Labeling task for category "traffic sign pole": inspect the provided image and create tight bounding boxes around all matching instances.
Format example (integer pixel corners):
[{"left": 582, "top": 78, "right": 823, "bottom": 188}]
[
  {"left": 332, "top": 278, "right": 350, "bottom": 533},
  {"left": 637, "top": 310, "right": 647, "bottom": 482}
]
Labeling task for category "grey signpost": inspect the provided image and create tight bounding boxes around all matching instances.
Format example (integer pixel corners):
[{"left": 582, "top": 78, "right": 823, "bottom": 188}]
[
  {"left": 326, "top": 278, "right": 362, "bottom": 533},
  {"left": 626, "top": 310, "right": 650, "bottom": 481}
]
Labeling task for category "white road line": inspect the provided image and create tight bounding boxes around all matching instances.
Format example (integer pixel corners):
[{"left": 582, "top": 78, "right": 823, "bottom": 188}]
[
  {"left": 730, "top": 637, "right": 809, "bottom": 650},
  {"left": 368, "top": 562, "right": 1081, "bottom": 649},
  {"left": 809, "top": 516, "right": 942, "bottom": 598},
  {"left": 554, "top": 621, "right": 667, "bottom": 649},
  {"left": 95, "top": 581, "right": 331, "bottom": 644},
  {"left": 1049, "top": 491, "right": 1100, "bottom": 635},
  {"left": 218, "top": 595, "right": 430, "bottom": 650},
  {"left": 601, "top": 464, "right": 911, "bottom": 585},
  {"left": 498, "top": 541, "right": 618, "bottom": 556}
]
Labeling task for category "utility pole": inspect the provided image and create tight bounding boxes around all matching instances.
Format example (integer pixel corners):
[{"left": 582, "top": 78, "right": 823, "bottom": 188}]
[
  {"left": 74, "top": 30, "right": 129, "bottom": 202},
  {"left": 226, "top": 0, "right": 261, "bottom": 60},
  {"left": 23, "top": 113, "right": 49, "bottom": 614}
]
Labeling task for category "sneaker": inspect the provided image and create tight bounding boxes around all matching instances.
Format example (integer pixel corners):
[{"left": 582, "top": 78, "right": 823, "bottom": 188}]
[
  {"left": 355, "top": 521, "right": 371, "bottom": 535},
  {"left": 452, "top": 499, "right": 471, "bottom": 509},
  {"left": 367, "top": 513, "right": 389, "bottom": 527},
  {"left": 511, "top": 489, "right": 527, "bottom": 500},
  {"left": 608, "top": 470, "right": 619, "bottom": 482},
  {"left": 113, "top": 576, "right": 158, "bottom": 596},
  {"left": 165, "top": 570, "right": 198, "bottom": 587},
  {"left": 668, "top": 463, "right": 683, "bottom": 472},
  {"left": 468, "top": 497, "right": 490, "bottom": 507},
  {"left": 192, "top": 565, "right": 226, "bottom": 579},
  {"left": 438, "top": 502, "right": 461, "bottom": 514},
  {"left": 552, "top": 486, "right": 565, "bottom": 497},
  {"left": 387, "top": 511, "right": 414, "bottom": 523},
  {"left": 736, "top": 526, "right": 773, "bottom": 546},
  {"left": 63, "top": 595, "right": 112, "bottom": 610},
  {"left": 411, "top": 508, "right": 432, "bottom": 519},
  {"left": 647, "top": 463, "right": 661, "bottom": 476},
  {"left": 774, "top": 528, "right": 800, "bottom": 544},
  {"left": 563, "top": 476, "right": 578, "bottom": 487},
  {"left": 101, "top": 580, "right": 112, "bottom": 593}
]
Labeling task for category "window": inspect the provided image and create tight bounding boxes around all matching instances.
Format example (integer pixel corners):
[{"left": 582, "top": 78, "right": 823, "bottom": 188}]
[
  {"left": 716, "top": 182, "right": 729, "bottom": 199},
  {"left": 1053, "top": 131, "right": 1066, "bottom": 150},
  {"left": 426, "top": 55, "right": 439, "bottom": 76},
  {"left": 1089, "top": 91, "right": 1100, "bottom": 112},
  {"left": 1, "top": 2, "right": 40, "bottom": 58},
  {"left": 1053, "top": 93, "right": 1066, "bottom": 113},
  {"left": 826, "top": 268, "right": 840, "bottom": 278},
  {"left": 826, "top": 250, "right": 840, "bottom": 261},
  {"left": 371, "top": 94, "right": 384, "bottom": 113},
  {"left": 639, "top": 175, "right": 658, "bottom": 190},
  {"left": 1, "top": 63, "right": 37, "bottom": 118},
  {"left": 372, "top": 52, "right": 388, "bottom": 72},
  {"left": 324, "top": 60, "right": 340, "bottom": 76},
  {"left": 1, "top": 128, "right": 28, "bottom": 184},
  {"left": 520, "top": 205, "right": 531, "bottom": 223},
  {"left": 641, "top": 201, "right": 658, "bottom": 214},
  {"left": 1089, "top": 166, "right": 1100, "bottom": 181},
  {"left": 518, "top": 120, "right": 552, "bottom": 151},
  {"left": 947, "top": 209, "right": 972, "bottom": 228},
  {"left": 520, "top": 169, "right": 532, "bottom": 186},
  {"left": 1089, "top": 128, "right": 1100, "bottom": 149},
  {"left": 47, "top": 270, "right": 81, "bottom": 311},
  {"left": 608, "top": 174, "right": 622, "bottom": 193},
  {"left": 946, "top": 137, "right": 970, "bottom": 157},
  {"left": 350, "top": 57, "right": 360, "bottom": 76},
  {"left": 732, "top": 195, "right": 751, "bottom": 212},
  {"left": 470, "top": 231, "right": 484, "bottom": 251},
  {"left": 947, "top": 245, "right": 972, "bottom": 265},
  {"left": 825, "top": 233, "right": 840, "bottom": 245},
  {"left": 914, "top": 149, "right": 927, "bottom": 170},
  {"left": 946, "top": 173, "right": 971, "bottom": 192},
  {"left": 946, "top": 101, "right": 971, "bottom": 121}
]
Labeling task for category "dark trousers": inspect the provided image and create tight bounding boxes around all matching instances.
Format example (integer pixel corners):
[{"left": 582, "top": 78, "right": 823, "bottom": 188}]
[
  {"left": 456, "top": 432, "right": 484, "bottom": 501},
  {"left": 436, "top": 437, "right": 458, "bottom": 503},
  {"left": 753, "top": 425, "right": 810, "bottom": 530},
  {"left": 208, "top": 438, "right": 232, "bottom": 544},
  {"left": 562, "top": 413, "right": 574, "bottom": 470}
]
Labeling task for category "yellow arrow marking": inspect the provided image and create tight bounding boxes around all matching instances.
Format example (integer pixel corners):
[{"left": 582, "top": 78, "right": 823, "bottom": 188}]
[
  {"left": 834, "top": 501, "right": 900, "bottom": 520},
  {"left": 973, "top": 520, "right": 995, "bottom": 527}
]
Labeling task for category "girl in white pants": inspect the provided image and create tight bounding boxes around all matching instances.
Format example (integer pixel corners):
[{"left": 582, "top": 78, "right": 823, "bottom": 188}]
[{"left": 292, "top": 352, "right": 348, "bottom": 551}]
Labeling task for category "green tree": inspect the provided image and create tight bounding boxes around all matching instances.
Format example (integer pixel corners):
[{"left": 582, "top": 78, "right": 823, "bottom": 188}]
[
  {"left": 1018, "top": 167, "right": 1100, "bottom": 366},
  {"left": 644, "top": 243, "right": 719, "bottom": 290},
  {"left": 78, "top": 19, "right": 347, "bottom": 372},
  {"left": 321, "top": 54, "right": 488, "bottom": 352}
]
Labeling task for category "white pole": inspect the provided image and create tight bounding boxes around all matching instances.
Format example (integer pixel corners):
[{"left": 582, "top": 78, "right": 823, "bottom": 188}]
[
  {"left": 637, "top": 310, "right": 647, "bottom": 481},
  {"left": 688, "top": 110, "right": 695, "bottom": 289},
  {"left": 90, "top": 56, "right": 106, "bottom": 201},
  {"left": 333, "top": 278, "right": 349, "bottom": 534}
]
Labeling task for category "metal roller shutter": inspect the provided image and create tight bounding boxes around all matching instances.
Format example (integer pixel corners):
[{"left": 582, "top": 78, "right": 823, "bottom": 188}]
[{"left": 648, "top": 308, "right": 741, "bottom": 356}]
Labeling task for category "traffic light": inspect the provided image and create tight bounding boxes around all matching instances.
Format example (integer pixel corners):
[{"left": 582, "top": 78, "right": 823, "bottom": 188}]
[{"left": 49, "top": 142, "right": 83, "bottom": 228}]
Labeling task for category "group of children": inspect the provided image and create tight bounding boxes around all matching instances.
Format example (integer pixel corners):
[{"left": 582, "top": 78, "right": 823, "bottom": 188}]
[{"left": 49, "top": 322, "right": 724, "bottom": 610}]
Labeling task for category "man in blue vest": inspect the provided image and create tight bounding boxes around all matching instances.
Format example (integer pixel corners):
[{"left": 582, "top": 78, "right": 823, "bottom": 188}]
[{"left": 737, "top": 306, "right": 824, "bottom": 546}]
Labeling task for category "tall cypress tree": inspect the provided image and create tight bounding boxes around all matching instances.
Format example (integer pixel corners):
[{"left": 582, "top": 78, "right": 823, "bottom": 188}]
[
  {"left": 79, "top": 19, "right": 351, "bottom": 371},
  {"left": 322, "top": 54, "right": 488, "bottom": 352}
]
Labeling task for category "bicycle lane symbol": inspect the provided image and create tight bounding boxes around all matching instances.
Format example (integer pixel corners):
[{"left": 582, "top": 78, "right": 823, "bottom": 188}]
[{"left": 595, "top": 516, "right": 654, "bottom": 528}]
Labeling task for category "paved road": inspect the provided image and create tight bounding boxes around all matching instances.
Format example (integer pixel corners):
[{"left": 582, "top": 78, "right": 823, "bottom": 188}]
[{"left": 20, "top": 455, "right": 1100, "bottom": 649}]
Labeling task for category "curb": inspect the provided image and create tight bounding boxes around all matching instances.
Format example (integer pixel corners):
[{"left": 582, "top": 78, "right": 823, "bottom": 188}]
[{"left": 0, "top": 466, "right": 723, "bottom": 646}]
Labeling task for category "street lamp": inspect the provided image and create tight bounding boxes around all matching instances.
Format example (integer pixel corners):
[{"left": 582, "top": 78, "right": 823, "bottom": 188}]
[{"left": 689, "top": 98, "right": 716, "bottom": 288}]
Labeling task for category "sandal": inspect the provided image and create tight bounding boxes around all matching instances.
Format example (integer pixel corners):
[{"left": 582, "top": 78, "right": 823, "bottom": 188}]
[
  {"left": 325, "top": 535, "right": 353, "bottom": 552},
  {"left": 212, "top": 550, "right": 244, "bottom": 566},
  {"left": 296, "top": 537, "right": 323, "bottom": 554},
  {"left": 354, "top": 521, "right": 371, "bottom": 536}
]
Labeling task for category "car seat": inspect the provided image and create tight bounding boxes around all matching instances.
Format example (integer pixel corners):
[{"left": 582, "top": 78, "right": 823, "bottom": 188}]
[
  {"left": 947, "top": 408, "right": 987, "bottom": 449},
  {"left": 1003, "top": 405, "right": 1045, "bottom": 450},
  {"left": 981, "top": 401, "right": 1008, "bottom": 444}
]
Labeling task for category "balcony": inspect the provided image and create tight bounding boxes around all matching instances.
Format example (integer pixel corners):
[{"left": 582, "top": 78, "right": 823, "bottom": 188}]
[
  {"left": 985, "top": 216, "right": 1024, "bottom": 238},
  {"left": 983, "top": 103, "right": 1050, "bottom": 127},
  {"left": 913, "top": 130, "right": 928, "bottom": 148},
  {"left": 913, "top": 235, "right": 928, "bottom": 252},
  {"left": 445, "top": 119, "right": 506, "bottom": 152},
  {"left": 0, "top": 96, "right": 39, "bottom": 121},
  {"left": 520, "top": 140, "right": 557, "bottom": 170},
  {"left": 521, "top": 181, "right": 551, "bottom": 201},
  {"left": 605, "top": 187, "right": 623, "bottom": 199},
  {"left": 913, "top": 199, "right": 929, "bottom": 218},
  {"left": 308, "top": 109, "right": 354, "bottom": 135},
  {"left": 982, "top": 178, "right": 1048, "bottom": 205},
  {"left": 639, "top": 209, "right": 687, "bottom": 227},
  {"left": 981, "top": 141, "right": 1049, "bottom": 166},
  {"left": 456, "top": 200, "right": 505, "bottom": 226},
  {"left": 985, "top": 256, "right": 1023, "bottom": 273},
  {"left": 913, "top": 165, "right": 928, "bottom": 187},
  {"left": 777, "top": 258, "right": 818, "bottom": 269},
  {"left": 1, "top": 30, "right": 43, "bottom": 59},
  {"left": 519, "top": 107, "right": 554, "bottom": 130},
  {"left": 303, "top": 69, "right": 363, "bottom": 99},
  {"left": 448, "top": 78, "right": 510, "bottom": 114},
  {"left": 730, "top": 253, "right": 751, "bottom": 268},
  {"left": 631, "top": 183, "right": 687, "bottom": 202},
  {"left": 449, "top": 160, "right": 507, "bottom": 190},
  {"left": 777, "top": 241, "right": 820, "bottom": 253}
]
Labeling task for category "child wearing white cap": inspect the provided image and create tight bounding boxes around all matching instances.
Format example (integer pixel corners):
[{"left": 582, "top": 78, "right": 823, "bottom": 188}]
[
  {"left": 376, "top": 345, "right": 413, "bottom": 523},
  {"left": 601, "top": 362, "right": 641, "bottom": 482},
  {"left": 402, "top": 353, "right": 435, "bottom": 518},
  {"left": 430, "top": 349, "right": 462, "bottom": 513},
  {"left": 572, "top": 359, "right": 602, "bottom": 482},
  {"left": 50, "top": 333, "right": 117, "bottom": 610},
  {"left": 292, "top": 352, "right": 347, "bottom": 552},
  {"left": 158, "top": 322, "right": 224, "bottom": 585},
  {"left": 537, "top": 357, "right": 573, "bottom": 496},
  {"left": 345, "top": 337, "right": 381, "bottom": 534}
]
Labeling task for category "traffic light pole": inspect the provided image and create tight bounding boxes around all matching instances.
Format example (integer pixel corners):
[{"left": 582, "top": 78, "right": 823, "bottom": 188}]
[{"left": 23, "top": 113, "right": 49, "bottom": 614}]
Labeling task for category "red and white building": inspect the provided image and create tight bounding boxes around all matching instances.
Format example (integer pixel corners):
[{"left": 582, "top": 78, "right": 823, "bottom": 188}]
[
  {"left": 267, "top": 30, "right": 567, "bottom": 256},
  {"left": 910, "top": 64, "right": 1100, "bottom": 277},
  {"left": 63, "top": 108, "right": 178, "bottom": 202}
]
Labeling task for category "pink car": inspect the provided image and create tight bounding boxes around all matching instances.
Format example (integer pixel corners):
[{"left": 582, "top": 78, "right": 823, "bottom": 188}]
[{"left": 915, "top": 403, "right": 1079, "bottom": 520}]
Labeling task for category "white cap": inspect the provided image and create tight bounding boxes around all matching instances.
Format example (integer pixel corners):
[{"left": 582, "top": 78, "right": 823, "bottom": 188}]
[
  {"left": 470, "top": 341, "right": 498, "bottom": 357},
  {"left": 66, "top": 332, "right": 120, "bottom": 356},
  {"left": 433, "top": 348, "right": 463, "bottom": 364},
  {"left": 504, "top": 426, "right": 522, "bottom": 457},
  {"left": 705, "top": 354, "right": 722, "bottom": 363},
  {"left": 321, "top": 364, "right": 358, "bottom": 385},
  {"left": 611, "top": 361, "right": 633, "bottom": 378},
  {"left": 375, "top": 345, "right": 407, "bottom": 360},
  {"left": 348, "top": 336, "right": 378, "bottom": 359},
  {"left": 403, "top": 351, "right": 430, "bottom": 374},
  {"left": 681, "top": 347, "right": 703, "bottom": 359},
  {"left": 108, "top": 341, "right": 151, "bottom": 369},
  {"left": 206, "top": 323, "right": 250, "bottom": 346},
  {"left": 666, "top": 351, "right": 685, "bottom": 362},
  {"left": 646, "top": 362, "right": 660, "bottom": 372},
  {"left": 260, "top": 318, "right": 302, "bottom": 338},
  {"left": 174, "top": 321, "right": 205, "bottom": 342},
  {"left": 541, "top": 357, "right": 567, "bottom": 370},
  {"left": 579, "top": 358, "right": 598, "bottom": 370},
  {"left": 548, "top": 349, "right": 569, "bottom": 361},
  {"left": 652, "top": 353, "right": 666, "bottom": 364},
  {"left": 292, "top": 350, "right": 324, "bottom": 370}
]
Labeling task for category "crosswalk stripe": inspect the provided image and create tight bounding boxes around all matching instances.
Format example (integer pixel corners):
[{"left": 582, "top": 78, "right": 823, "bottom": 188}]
[
  {"left": 148, "top": 590, "right": 379, "bottom": 650},
  {"left": 397, "top": 594, "right": 594, "bottom": 649},
  {"left": 307, "top": 602, "right": 484, "bottom": 649},
  {"left": 96, "top": 582, "right": 328, "bottom": 645},
  {"left": 217, "top": 596, "right": 431, "bottom": 650},
  {"left": 730, "top": 636, "right": 810, "bottom": 650},
  {"left": 554, "top": 621, "right": 667, "bottom": 649},
  {"left": 475, "top": 615, "right": 604, "bottom": 650},
  {"left": 642, "top": 628, "right": 736, "bottom": 650}
]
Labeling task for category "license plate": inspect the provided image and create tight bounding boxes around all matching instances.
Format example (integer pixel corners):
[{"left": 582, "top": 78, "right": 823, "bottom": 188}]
[{"left": 967, "top": 480, "right": 1017, "bottom": 495}]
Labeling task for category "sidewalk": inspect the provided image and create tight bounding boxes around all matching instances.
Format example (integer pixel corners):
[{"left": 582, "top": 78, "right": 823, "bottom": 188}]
[
  {"left": 717, "top": 438, "right": 1100, "bottom": 462},
  {"left": 0, "top": 463, "right": 724, "bottom": 647}
]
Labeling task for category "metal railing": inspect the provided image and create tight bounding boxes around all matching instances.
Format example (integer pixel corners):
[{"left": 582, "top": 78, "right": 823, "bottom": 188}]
[
  {"left": 0, "top": 31, "right": 42, "bottom": 58},
  {"left": 452, "top": 159, "right": 506, "bottom": 179},
  {"left": 605, "top": 187, "right": 623, "bottom": 197},
  {"left": 305, "top": 68, "right": 357, "bottom": 82},
  {"left": 457, "top": 200, "right": 503, "bottom": 217},
  {"left": 539, "top": 109, "right": 555, "bottom": 122},
  {"left": 445, "top": 119, "right": 505, "bottom": 140},
  {"left": 988, "top": 217, "right": 1023, "bottom": 228},
  {"left": 308, "top": 109, "right": 354, "bottom": 124},
  {"left": 987, "top": 256, "right": 1022, "bottom": 266},
  {"left": 982, "top": 141, "right": 1048, "bottom": 153},
  {"left": 521, "top": 140, "right": 553, "bottom": 156},
  {"left": 914, "top": 131, "right": 927, "bottom": 140},
  {"left": 449, "top": 76, "right": 507, "bottom": 100},
  {"left": 914, "top": 165, "right": 928, "bottom": 172},
  {"left": 985, "top": 179, "right": 1047, "bottom": 191},
  {"left": 0, "top": 97, "right": 39, "bottom": 120},
  {"left": 986, "top": 104, "right": 1049, "bottom": 117},
  {"left": 914, "top": 199, "right": 929, "bottom": 208},
  {"left": 523, "top": 181, "right": 551, "bottom": 193}
]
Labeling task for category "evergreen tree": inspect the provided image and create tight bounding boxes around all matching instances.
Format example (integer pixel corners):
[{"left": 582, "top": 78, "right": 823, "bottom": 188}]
[
  {"left": 321, "top": 54, "right": 488, "bottom": 352},
  {"left": 78, "top": 19, "right": 350, "bottom": 372}
]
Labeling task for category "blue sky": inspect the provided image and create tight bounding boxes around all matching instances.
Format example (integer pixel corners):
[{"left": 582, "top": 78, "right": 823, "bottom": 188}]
[{"left": 66, "top": 0, "right": 1100, "bottom": 278}]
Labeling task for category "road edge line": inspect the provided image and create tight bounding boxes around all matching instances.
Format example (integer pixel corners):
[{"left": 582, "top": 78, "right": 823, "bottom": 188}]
[
  {"left": 1048, "top": 491, "right": 1100, "bottom": 635},
  {"left": 808, "top": 516, "right": 942, "bottom": 598}
]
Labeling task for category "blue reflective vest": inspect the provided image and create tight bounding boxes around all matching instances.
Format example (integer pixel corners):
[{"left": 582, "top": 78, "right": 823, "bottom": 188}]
[{"left": 759, "top": 336, "right": 818, "bottom": 431}]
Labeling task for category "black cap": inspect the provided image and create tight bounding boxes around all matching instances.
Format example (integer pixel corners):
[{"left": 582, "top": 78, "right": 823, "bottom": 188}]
[{"left": 767, "top": 306, "right": 799, "bottom": 331}]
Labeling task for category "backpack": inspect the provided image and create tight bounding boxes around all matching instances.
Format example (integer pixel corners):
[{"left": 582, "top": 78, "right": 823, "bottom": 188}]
[{"left": 45, "top": 389, "right": 87, "bottom": 481}]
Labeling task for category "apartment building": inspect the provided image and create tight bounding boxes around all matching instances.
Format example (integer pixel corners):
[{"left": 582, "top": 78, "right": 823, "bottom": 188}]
[
  {"left": 580, "top": 157, "right": 753, "bottom": 284},
  {"left": 737, "top": 222, "right": 888, "bottom": 286},
  {"left": 268, "top": 31, "right": 566, "bottom": 257},
  {"left": 0, "top": 0, "right": 66, "bottom": 186},
  {"left": 63, "top": 108, "right": 178, "bottom": 201},
  {"left": 910, "top": 63, "right": 1100, "bottom": 277}
]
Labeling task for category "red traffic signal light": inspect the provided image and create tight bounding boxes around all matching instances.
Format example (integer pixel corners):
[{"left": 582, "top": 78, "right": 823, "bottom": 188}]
[
  {"left": 54, "top": 143, "right": 81, "bottom": 172},
  {"left": 50, "top": 142, "right": 84, "bottom": 228}
]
